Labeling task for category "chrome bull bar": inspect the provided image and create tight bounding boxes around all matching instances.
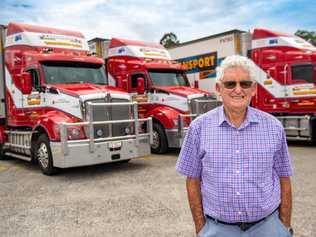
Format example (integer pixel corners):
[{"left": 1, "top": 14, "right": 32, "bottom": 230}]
[
  {"left": 178, "top": 99, "right": 221, "bottom": 142},
  {"left": 59, "top": 101, "right": 153, "bottom": 156},
  {"left": 177, "top": 114, "right": 193, "bottom": 142}
]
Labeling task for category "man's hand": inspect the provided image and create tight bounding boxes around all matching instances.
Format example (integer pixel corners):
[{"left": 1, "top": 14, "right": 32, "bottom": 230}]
[{"left": 186, "top": 177, "right": 205, "bottom": 234}]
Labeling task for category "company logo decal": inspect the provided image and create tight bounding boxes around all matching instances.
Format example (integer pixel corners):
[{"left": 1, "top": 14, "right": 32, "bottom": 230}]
[
  {"left": 39, "top": 34, "right": 84, "bottom": 48},
  {"left": 177, "top": 52, "right": 218, "bottom": 76},
  {"left": 269, "top": 39, "right": 278, "bottom": 44},
  {"left": 292, "top": 86, "right": 316, "bottom": 95},
  {"left": 139, "top": 47, "right": 168, "bottom": 58},
  {"left": 118, "top": 47, "right": 126, "bottom": 54},
  {"left": 27, "top": 93, "right": 41, "bottom": 105},
  {"left": 14, "top": 34, "right": 22, "bottom": 42}
]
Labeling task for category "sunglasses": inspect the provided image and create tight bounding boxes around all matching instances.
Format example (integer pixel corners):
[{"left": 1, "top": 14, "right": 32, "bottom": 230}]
[{"left": 221, "top": 80, "right": 254, "bottom": 89}]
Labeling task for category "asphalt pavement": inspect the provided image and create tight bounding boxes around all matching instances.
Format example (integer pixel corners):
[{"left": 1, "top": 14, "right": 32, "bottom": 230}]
[{"left": 0, "top": 143, "right": 315, "bottom": 237}]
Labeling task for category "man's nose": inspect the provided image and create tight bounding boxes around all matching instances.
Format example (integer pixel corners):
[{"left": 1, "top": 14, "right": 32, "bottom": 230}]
[{"left": 234, "top": 83, "right": 243, "bottom": 93}]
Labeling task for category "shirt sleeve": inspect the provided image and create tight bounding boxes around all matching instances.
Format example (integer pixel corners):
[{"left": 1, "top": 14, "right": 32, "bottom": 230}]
[
  {"left": 273, "top": 127, "right": 293, "bottom": 177},
  {"left": 176, "top": 120, "right": 203, "bottom": 178}
]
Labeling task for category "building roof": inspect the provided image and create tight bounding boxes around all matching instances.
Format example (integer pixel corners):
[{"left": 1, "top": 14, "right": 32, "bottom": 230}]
[
  {"left": 169, "top": 29, "right": 245, "bottom": 48},
  {"left": 88, "top": 37, "right": 108, "bottom": 43}
]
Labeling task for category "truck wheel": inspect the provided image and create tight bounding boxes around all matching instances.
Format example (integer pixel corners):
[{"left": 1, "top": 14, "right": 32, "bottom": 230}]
[
  {"left": 35, "top": 134, "right": 58, "bottom": 175},
  {"left": 151, "top": 123, "right": 168, "bottom": 154}
]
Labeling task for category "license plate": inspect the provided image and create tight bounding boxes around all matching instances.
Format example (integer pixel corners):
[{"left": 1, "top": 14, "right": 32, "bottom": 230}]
[{"left": 109, "top": 141, "right": 122, "bottom": 149}]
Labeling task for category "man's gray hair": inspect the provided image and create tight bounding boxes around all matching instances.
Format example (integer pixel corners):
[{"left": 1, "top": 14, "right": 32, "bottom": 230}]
[{"left": 216, "top": 55, "right": 257, "bottom": 82}]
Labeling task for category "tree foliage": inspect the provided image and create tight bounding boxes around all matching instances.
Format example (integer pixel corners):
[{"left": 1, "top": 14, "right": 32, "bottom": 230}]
[
  {"left": 159, "top": 32, "right": 180, "bottom": 48},
  {"left": 295, "top": 30, "right": 316, "bottom": 46}
]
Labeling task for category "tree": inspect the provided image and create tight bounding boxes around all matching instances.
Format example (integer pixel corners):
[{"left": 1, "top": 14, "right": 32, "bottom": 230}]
[
  {"left": 295, "top": 30, "right": 316, "bottom": 46},
  {"left": 160, "top": 32, "right": 180, "bottom": 48}
]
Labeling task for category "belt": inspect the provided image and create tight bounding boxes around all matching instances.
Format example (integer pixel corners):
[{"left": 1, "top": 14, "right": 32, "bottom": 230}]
[{"left": 205, "top": 209, "right": 277, "bottom": 231}]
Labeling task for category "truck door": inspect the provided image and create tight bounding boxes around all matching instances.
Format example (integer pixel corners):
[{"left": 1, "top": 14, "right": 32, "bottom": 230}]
[{"left": 23, "top": 68, "right": 43, "bottom": 121}]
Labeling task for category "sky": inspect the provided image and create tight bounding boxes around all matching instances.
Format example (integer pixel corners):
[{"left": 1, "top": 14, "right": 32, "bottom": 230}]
[{"left": 0, "top": 0, "right": 315, "bottom": 44}]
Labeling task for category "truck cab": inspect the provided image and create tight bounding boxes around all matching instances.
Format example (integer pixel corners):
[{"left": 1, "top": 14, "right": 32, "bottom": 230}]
[
  {"left": 95, "top": 38, "right": 219, "bottom": 153},
  {"left": 0, "top": 23, "right": 152, "bottom": 175},
  {"left": 250, "top": 29, "right": 316, "bottom": 142}
]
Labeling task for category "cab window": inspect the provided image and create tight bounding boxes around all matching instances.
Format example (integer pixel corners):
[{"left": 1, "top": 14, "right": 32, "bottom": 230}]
[
  {"left": 26, "top": 69, "right": 40, "bottom": 91},
  {"left": 291, "top": 64, "right": 314, "bottom": 84}
]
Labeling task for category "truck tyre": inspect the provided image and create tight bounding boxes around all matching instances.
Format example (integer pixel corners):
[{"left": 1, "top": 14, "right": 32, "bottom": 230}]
[
  {"left": 35, "top": 134, "right": 58, "bottom": 175},
  {"left": 151, "top": 123, "right": 168, "bottom": 154}
]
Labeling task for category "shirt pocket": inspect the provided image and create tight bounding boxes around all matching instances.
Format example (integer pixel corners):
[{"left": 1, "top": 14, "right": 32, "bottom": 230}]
[{"left": 245, "top": 149, "right": 274, "bottom": 183}]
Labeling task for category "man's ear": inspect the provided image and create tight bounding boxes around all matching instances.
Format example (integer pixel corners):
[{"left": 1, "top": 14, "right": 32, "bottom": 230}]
[{"left": 215, "top": 82, "right": 222, "bottom": 96}]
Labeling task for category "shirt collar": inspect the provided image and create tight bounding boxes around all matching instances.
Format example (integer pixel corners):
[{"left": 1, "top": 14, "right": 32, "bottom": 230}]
[{"left": 217, "top": 105, "right": 259, "bottom": 127}]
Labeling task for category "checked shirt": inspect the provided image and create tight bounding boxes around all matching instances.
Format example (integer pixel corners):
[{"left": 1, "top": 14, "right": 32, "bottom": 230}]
[{"left": 176, "top": 106, "right": 293, "bottom": 223}]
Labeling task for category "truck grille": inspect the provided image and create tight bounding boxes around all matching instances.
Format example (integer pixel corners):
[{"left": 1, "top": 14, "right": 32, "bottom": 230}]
[
  {"left": 84, "top": 98, "right": 131, "bottom": 138},
  {"left": 189, "top": 96, "right": 221, "bottom": 116}
]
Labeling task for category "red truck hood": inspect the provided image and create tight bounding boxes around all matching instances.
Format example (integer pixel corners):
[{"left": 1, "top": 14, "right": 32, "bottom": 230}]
[
  {"left": 153, "top": 86, "right": 210, "bottom": 97},
  {"left": 50, "top": 83, "right": 127, "bottom": 97}
]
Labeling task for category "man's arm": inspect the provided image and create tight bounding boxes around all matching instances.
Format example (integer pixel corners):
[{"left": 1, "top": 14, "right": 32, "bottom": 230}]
[
  {"left": 186, "top": 177, "right": 205, "bottom": 234},
  {"left": 279, "top": 176, "right": 292, "bottom": 227}
]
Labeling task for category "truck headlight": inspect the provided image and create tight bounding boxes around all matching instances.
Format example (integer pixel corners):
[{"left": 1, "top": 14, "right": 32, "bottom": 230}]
[
  {"left": 71, "top": 128, "right": 80, "bottom": 137},
  {"left": 125, "top": 127, "right": 131, "bottom": 134},
  {"left": 96, "top": 128, "right": 104, "bottom": 137},
  {"left": 67, "top": 126, "right": 86, "bottom": 140}
]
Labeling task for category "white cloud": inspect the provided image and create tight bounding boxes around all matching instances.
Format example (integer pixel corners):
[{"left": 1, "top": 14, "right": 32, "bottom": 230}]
[{"left": 0, "top": 0, "right": 315, "bottom": 44}]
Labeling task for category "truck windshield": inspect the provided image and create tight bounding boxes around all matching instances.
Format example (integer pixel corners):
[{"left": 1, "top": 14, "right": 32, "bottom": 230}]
[
  {"left": 149, "top": 70, "right": 189, "bottom": 86},
  {"left": 42, "top": 62, "right": 107, "bottom": 85}
]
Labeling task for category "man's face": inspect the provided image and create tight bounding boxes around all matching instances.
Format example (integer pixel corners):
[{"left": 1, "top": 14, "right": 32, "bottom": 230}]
[{"left": 216, "top": 66, "right": 256, "bottom": 113}]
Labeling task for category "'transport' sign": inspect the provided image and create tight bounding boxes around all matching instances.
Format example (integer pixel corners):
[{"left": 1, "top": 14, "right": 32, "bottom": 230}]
[{"left": 177, "top": 52, "right": 217, "bottom": 74}]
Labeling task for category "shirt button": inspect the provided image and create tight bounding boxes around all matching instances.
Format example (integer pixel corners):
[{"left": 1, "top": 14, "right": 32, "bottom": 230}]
[
  {"left": 236, "top": 150, "right": 240, "bottom": 154},
  {"left": 236, "top": 192, "right": 241, "bottom": 196},
  {"left": 238, "top": 211, "right": 242, "bottom": 215},
  {"left": 236, "top": 170, "right": 240, "bottom": 174}
]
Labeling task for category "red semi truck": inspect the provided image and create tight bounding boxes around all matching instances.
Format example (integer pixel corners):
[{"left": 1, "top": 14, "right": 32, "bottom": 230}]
[
  {"left": 169, "top": 28, "right": 316, "bottom": 143},
  {"left": 88, "top": 38, "right": 219, "bottom": 153},
  {"left": 0, "top": 23, "right": 152, "bottom": 175}
]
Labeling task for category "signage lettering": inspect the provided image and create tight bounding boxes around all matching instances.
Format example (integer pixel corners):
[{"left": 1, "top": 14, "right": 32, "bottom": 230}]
[{"left": 177, "top": 52, "right": 217, "bottom": 74}]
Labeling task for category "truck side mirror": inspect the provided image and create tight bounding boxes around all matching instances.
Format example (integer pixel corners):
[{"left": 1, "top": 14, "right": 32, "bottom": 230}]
[
  {"left": 21, "top": 72, "right": 32, "bottom": 94},
  {"left": 194, "top": 80, "right": 199, "bottom": 88},
  {"left": 137, "top": 77, "right": 145, "bottom": 94}
]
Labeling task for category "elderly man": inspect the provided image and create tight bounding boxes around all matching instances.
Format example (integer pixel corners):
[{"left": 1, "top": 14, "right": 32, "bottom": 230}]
[{"left": 176, "top": 55, "right": 293, "bottom": 237}]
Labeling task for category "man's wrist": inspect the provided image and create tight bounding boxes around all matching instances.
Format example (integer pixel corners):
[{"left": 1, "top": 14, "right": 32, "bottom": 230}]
[{"left": 195, "top": 220, "right": 206, "bottom": 234}]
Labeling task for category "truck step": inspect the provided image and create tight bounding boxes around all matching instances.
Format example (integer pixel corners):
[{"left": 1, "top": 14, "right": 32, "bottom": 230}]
[
  {"left": 284, "top": 127, "right": 308, "bottom": 131},
  {"left": 4, "top": 152, "right": 31, "bottom": 162},
  {"left": 286, "top": 136, "right": 311, "bottom": 141}
]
